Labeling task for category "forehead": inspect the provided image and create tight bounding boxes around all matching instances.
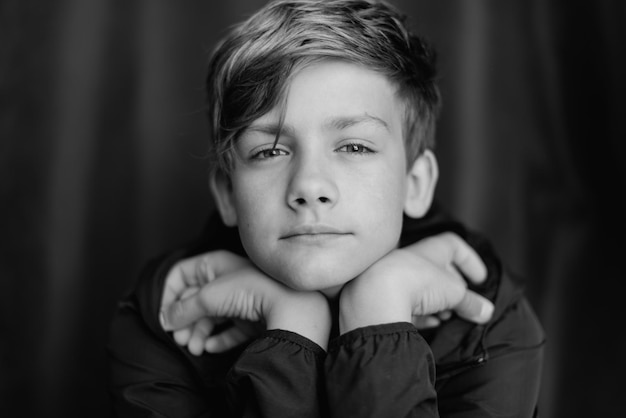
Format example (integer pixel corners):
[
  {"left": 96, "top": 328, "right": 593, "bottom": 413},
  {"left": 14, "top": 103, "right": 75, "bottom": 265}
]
[{"left": 250, "top": 60, "right": 405, "bottom": 134}]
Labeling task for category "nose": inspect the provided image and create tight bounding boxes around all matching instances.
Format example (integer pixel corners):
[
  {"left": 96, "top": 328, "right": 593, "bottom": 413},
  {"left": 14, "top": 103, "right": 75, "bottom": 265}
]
[{"left": 287, "top": 155, "right": 338, "bottom": 210}]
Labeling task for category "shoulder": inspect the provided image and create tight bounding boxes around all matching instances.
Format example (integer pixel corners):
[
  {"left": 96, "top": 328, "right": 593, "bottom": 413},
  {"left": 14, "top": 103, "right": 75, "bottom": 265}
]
[
  {"left": 404, "top": 203, "right": 545, "bottom": 362},
  {"left": 107, "top": 287, "right": 191, "bottom": 383},
  {"left": 484, "top": 269, "right": 545, "bottom": 357},
  {"left": 107, "top": 296, "right": 230, "bottom": 416}
]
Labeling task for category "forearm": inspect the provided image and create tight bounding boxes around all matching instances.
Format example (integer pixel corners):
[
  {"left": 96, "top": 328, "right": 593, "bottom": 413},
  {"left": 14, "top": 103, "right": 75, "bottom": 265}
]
[
  {"left": 332, "top": 262, "right": 439, "bottom": 417},
  {"left": 325, "top": 323, "right": 438, "bottom": 418},
  {"left": 228, "top": 329, "right": 328, "bottom": 418},
  {"left": 265, "top": 288, "right": 332, "bottom": 350},
  {"left": 339, "top": 271, "right": 412, "bottom": 333}
]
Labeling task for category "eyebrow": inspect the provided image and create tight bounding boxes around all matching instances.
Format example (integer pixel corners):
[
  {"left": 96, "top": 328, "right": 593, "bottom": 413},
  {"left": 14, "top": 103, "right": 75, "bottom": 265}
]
[
  {"left": 245, "top": 113, "right": 390, "bottom": 138},
  {"left": 324, "top": 114, "right": 390, "bottom": 132},
  {"left": 244, "top": 123, "right": 296, "bottom": 139}
]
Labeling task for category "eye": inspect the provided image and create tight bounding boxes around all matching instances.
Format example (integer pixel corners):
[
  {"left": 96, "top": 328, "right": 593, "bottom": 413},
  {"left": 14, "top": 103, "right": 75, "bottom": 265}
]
[
  {"left": 337, "top": 142, "right": 375, "bottom": 154},
  {"left": 251, "top": 146, "right": 289, "bottom": 160}
]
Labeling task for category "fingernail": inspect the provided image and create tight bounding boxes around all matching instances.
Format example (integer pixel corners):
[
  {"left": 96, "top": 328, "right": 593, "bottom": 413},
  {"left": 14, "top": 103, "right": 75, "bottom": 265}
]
[
  {"left": 480, "top": 301, "right": 494, "bottom": 322},
  {"left": 159, "top": 310, "right": 169, "bottom": 331},
  {"left": 425, "top": 317, "right": 441, "bottom": 328}
]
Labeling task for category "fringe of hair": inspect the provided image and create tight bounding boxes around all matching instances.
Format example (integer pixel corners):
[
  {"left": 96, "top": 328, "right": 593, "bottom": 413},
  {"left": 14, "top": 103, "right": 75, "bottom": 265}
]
[{"left": 205, "top": 0, "right": 441, "bottom": 173}]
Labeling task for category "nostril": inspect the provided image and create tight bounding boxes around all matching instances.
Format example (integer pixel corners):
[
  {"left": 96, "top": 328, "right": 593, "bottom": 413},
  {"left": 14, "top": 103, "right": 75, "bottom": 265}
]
[{"left": 291, "top": 196, "right": 331, "bottom": 206}]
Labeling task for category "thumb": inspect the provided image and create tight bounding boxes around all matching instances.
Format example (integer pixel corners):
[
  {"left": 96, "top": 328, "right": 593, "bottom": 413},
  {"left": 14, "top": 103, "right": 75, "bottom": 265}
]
[
  {"left": 205, "top": 326, "right": 251, "bottom": 353},
  {"left": 160, "top": 292, "right": 207, "bottom": 331},
  {"left": 454, "top": 290, "right": 494, "bottom": 324}
]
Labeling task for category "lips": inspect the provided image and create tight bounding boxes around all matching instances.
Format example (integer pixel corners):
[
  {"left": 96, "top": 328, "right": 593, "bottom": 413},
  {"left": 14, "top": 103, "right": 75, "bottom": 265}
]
[{"left": 281, "top": 224, "right": 349, "bottom": 239}]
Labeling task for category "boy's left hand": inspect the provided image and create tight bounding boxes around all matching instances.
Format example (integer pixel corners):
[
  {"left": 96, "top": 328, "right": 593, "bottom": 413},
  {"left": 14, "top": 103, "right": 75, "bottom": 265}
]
[
  {"left": 404, "top": 232, "right": 491, "bottom": 328},
  {"left": 339, "top": 232, "right": 495, "bottom": 333}
]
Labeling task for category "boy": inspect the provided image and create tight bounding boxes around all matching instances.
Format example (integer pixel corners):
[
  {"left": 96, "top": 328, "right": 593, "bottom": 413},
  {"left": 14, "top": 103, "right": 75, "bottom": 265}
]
[{"left": 107, "top": 1, "right": 544, "bottom": 417}]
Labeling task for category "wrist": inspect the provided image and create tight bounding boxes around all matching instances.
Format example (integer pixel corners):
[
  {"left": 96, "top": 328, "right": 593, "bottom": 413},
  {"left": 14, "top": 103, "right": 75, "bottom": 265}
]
[
  {"left": 339, "top": 268, "right": 412, "bottom": 334},
  {"left": 266, "top": 290, "right": 332, "bottom": 350}
]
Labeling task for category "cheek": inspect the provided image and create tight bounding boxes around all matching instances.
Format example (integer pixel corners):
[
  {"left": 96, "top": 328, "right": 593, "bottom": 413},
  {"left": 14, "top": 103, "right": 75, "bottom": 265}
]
[
  {"left": 233, "top": 192, "right": 265, "bottom": 239},
  {"left": 230, "top": 176, "right": 278, "bottom": 254},
  {"left": 366, "top": 167, "right": 407, "bottom": 216},
  {"left": 345, "top": 167, "right": 406, "bottom": 249},
  {"left": 231, "top": 172, "right": 272, "bottom": 221},
  {"left": 374, "top": 171, "right": 407, "bottom": 237}
]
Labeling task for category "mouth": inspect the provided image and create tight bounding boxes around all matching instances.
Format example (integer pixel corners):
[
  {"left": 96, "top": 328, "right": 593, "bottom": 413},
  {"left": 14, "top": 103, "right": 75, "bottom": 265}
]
[{"left": 281, "top": 225, "right": 351, "bottom": 240}]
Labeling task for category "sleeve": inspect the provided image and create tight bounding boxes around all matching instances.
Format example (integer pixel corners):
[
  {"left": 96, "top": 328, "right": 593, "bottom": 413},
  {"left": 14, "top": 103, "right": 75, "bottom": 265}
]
[
  {"left": 325, "top": 322, "right": 438, "bottom": 418},
  {"left": 107, "top": 251, "right": 226, "bottom": 418},
  {"left": 226, "top": 330, "right": 328, "bottom": 418},
  {"left": 108, "top": 311, "right": 327, "bottom": 418},
  {"left": 436, "top": 298, "right": 545, "bottom": 418},
  {"left": 107, "top": 248, "right": 328, "bottom": 417},
  {"left": 107, "top": 299, "right": 230, "bottom": 418}
]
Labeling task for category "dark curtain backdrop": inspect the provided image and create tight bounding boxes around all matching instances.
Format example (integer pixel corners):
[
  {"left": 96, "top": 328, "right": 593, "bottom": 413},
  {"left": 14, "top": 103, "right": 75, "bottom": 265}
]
[{"left": 2, "top": 1, "right": 625, "bottom": 417}]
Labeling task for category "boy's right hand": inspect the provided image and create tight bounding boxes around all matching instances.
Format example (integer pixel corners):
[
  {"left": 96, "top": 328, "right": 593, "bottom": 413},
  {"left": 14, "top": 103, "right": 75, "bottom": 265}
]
[
  {"left": 160, "top": 251, "right": 332, "bottom": 352},
  {"left": 160, "top": 251, "right": 259, "bottom": 355}
]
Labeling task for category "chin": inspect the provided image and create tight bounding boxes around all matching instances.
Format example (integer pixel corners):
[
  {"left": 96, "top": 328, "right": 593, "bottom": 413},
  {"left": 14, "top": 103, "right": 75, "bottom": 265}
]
[
  {"left": 246, "top": 246, "right": 383, "bottom": 294},
  {"left": 269, "top": 264, "right": 355, "bottom": 294},
  {"left": 319, "top": 285, "right": 343, "bottom": 299}
]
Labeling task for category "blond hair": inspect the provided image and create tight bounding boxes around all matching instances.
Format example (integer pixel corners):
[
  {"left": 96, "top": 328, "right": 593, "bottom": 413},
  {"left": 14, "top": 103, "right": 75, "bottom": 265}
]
[{"left": 206, "top": 0, "right": 441, "bottom": 173}]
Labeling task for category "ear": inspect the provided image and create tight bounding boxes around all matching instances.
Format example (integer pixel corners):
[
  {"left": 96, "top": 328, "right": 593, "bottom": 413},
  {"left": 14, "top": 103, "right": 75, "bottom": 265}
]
[
  {"left": 404, "top": 150, "right": 439, "bottom": 218},
  {"left": 209, "top": 170, "right": 238, "bottom": 227}
]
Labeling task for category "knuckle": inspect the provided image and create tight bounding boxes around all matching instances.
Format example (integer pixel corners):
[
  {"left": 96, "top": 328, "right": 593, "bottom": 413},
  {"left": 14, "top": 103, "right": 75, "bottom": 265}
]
[
  {"left": 172, "top": 299, "right": 188, "bottom": 320},
  {"left": 194, "top": 258, "right": 208, "bottom": 282},
  {"left": 443, "top": 231, "right": 462, "bottom": 247}
]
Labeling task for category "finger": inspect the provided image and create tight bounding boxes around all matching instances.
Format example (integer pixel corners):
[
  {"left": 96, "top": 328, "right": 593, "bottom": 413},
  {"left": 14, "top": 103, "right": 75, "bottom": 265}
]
[
  {"left": 173, "top": 327, "right": 192, "bottom": 346},
  {"left": 438, "top": 310, "right": 452, "bottom": 321},
  {"left": 454, "top": 290, "right": 494, "bottom": 324},
  {"left": 161, "top": 251, "right": 248, "bottom": 307},
  {"left": 187, "top": 318, "right": 214, "bottom": 356},
  {"left": 161, "top": 258, "right": 209, "bottom": 309},
  {"left": 180, "top": 286, "right": 200, "bottom": 299},
  {"left": 161, "top": 287, "right": 200, "bottom": 333},
  {"left": 443, "top": 233, "right": 487, "bottom": 284},
  {"left": 412, "top": 315, "right": 441, "bottom": 329},
  {"left": 205, "top": 326, "right": 251, "bottom": 353},
  {"left": 161, "top": 291, "right": 209, "bottom": 331},
  {"left": 406, "top": 233, "right": 487, "bottom": 285}
]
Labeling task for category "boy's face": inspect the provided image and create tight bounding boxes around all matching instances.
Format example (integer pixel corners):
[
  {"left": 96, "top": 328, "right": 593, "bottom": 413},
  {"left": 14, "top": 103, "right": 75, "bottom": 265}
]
[{"left": 216, "top": 60, "right": 415, "bottom": 295}]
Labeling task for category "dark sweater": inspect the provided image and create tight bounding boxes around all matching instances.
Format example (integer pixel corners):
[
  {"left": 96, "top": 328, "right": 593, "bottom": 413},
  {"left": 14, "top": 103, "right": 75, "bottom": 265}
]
[{"left": 107, "top": 205, "right": 544, "bottom": 417}]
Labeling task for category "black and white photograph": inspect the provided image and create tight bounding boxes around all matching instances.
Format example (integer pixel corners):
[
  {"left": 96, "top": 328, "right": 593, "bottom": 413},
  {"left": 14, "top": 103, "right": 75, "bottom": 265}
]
[{"left": 1, "top": 1, "right": 625, "bottom": 417}]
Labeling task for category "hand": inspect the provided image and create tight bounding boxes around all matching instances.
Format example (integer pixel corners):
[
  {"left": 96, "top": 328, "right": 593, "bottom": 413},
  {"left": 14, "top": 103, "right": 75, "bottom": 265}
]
[
  {"left": 339, "top": 233, "right": 494, "bottom": 333},
  {"left": 403, "top": 232, "right": 492, "bottom": 328},
  {"left": 161, "top": 252, "right": 332, "bottom": 351},
  {"left": 160, "top": 251, "right": 264, "bottom": 355}
]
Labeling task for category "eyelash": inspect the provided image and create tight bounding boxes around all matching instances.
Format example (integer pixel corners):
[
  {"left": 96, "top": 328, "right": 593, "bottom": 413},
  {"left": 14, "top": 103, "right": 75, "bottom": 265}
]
[
  {"left": 251, "top": 146, "right": 289, "bottom": 160},
  {"left": 337, "top": 142, "right": 375, "bottom": 154},
  {"left": 250, "top": 142, "right": 375, "bottom": 160}
]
